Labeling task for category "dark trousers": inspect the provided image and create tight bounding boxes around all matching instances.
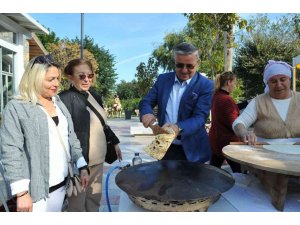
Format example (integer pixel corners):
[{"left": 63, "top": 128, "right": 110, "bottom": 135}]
[
  {"left": 210, "top": 154, "right": 241, "bottom": 173},
  {"left": 162, "top": 144, "right": 187, "bottom": 160}
]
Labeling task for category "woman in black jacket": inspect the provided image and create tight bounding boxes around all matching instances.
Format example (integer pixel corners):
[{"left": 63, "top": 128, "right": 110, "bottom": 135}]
[{"left": 59, "top": 58, "right": 122, "bottom": 212}]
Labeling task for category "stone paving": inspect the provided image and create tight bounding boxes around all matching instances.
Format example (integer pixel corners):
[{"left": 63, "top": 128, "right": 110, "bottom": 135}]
[{"left": 100, "top": 116, "right": 155, "bottom": 212}]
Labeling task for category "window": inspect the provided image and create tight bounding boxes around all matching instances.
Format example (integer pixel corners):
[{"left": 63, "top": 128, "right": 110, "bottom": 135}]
[
  {"left": 0, "top": 24, "right": 17, "bottom": 44},
  {"left": 0, "top": 47, "right": 15, "bottom": 113}
]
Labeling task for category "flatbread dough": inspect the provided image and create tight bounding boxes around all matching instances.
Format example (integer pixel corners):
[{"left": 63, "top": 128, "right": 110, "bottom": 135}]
[
  {"left": 144, "top": 127, "right": 176, "bottom": 160},
  {"left": 263, "top": 144, "right": 300, "bottom": 155}
]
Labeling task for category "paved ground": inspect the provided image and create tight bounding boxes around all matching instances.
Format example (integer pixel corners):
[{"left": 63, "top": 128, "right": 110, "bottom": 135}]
[{"left": 100, "top": 116, "right": 155, "bottom": 212}]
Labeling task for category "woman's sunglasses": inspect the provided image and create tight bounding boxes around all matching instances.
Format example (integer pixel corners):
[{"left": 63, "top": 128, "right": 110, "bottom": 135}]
[
  {"left": 31, "top": 55, "right": 60, "bottom": 68},
  {"left": 175, "top": 63, "right": 196, "bottom": 70},
  {"left": 78, "top": 73, "right": 94, "bottom": 80}
]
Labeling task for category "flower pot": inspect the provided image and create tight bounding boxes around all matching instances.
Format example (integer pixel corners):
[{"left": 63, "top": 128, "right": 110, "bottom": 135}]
[{"left": 125, "top": 110, "right": 132, "bottom": 120}]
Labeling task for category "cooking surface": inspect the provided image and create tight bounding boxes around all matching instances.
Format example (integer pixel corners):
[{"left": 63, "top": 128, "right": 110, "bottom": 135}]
[
  {"left": 115, "top": 160, "right": 234, "bottom": 201},
  {"left": 223, "top": 145, "right": 300, "bottom": 176}
]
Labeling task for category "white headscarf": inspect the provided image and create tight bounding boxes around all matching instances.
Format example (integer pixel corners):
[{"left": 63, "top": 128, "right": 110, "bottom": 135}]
[{"left": 263, "top": 60, "right": 292, "bottom": 93}]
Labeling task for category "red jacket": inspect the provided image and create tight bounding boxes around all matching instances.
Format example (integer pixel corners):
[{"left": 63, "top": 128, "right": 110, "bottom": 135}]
[{"left": 209, "top": 89, "right": 240, "bottom": 156}]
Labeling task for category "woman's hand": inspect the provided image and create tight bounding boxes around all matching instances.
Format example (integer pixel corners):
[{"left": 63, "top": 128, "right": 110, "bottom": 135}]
[
  {"left": 114, "top": 144, "right": 122, "bottom": 161},
  {"left": 243, "top": 131, "right": 257, "bottom": 146},
  {"left": 234, "top": 123, "right": 257, "bottom": 145},
  {"left": 80, "top": 169, "right": 89, "bottom": 188},
  {"left": 16, "top": 191, "right": 32, "bottom": 212}
]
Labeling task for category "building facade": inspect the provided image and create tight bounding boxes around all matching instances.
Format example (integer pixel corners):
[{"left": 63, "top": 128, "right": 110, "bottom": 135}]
[{"left": 0, "top": 13, "right": 48, "bottom": 114}]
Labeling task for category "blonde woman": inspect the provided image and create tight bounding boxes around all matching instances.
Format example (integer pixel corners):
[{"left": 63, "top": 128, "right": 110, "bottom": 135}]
[{"left": 0, "top": 55, "right": 89, "bottom": 212}]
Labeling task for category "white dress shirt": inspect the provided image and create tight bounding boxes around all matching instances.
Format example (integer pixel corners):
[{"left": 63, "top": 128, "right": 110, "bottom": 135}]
[{"left": 165, "top": 75, "right": 192, "bottom": 145}]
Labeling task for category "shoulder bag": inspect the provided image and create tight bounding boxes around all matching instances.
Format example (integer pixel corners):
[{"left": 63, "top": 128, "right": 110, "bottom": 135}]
[{"left": 86, "top": 101, "right": 118, "bottom": 164}]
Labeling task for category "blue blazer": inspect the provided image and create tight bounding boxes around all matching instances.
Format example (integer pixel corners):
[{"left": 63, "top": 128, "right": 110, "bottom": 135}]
[{"left": 139, "top": 72, "right": 214, "bottom": 162}]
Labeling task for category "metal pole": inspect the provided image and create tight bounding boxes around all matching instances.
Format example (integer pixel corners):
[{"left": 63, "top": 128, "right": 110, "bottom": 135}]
[
  {"left": 293, "top": 56, "right": 300, "bottom": 93},
  {"left": 293, "top": 66, "right": 296, "bottom": 93},
  {"left": 80, "top": 13, "right": 84, "bottom": 59}
]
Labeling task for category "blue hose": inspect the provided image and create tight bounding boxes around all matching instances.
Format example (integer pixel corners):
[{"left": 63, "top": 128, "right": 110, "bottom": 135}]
[{"left": 105, "top": 165, "right": 121, "bottom": 212}]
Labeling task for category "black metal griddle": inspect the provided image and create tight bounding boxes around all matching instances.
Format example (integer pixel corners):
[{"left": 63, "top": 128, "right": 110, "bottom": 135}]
[{"left": 115, "top": 160, "right": 234, "bottom": 211}]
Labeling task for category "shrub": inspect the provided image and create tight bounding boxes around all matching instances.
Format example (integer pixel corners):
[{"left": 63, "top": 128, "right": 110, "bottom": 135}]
[{"left": 122, "top": 98, "right": 142, "bottom": 112}]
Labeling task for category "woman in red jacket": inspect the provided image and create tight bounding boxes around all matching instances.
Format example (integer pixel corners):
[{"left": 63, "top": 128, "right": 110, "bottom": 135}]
[{"left": 209, "top": 71, "right": 241, "bottom": 172}]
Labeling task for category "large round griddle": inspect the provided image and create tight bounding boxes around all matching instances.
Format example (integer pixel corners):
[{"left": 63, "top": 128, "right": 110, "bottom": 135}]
[{"left": 115, "top": 161, "right": 234, "bottom": 204}]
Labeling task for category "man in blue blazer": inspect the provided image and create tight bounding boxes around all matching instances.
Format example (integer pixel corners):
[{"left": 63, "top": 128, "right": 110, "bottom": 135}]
[{"left": 139, "top": 42, "right": 214, "bottom": 162}]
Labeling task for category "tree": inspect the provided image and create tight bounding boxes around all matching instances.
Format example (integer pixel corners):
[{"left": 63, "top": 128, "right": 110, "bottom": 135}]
[
  {"left": 46, "top": 40, "right": 98, "bottom": 90},
  {"left": 185, "top": 13, "right": 249, "bottom": 74},
  {"left": 152, "top": 26, "right": 222, "bottom": 78},
  {"left": 36, "top": 30, "right": 118, "bottom": 98},
  {"left": 116, "top": 79, "right": 140, "bottom": 100},
  {"left": 152, "top": 32, "right": 187, "bottom": 72},
  {"left": 292, "top": 14, "right": 300, "bottom": 40},
  {"left": 73, "top": 36, "right": 118, "bottom": 98},
  {"left": 36, "top": 29, "right": 60, "bottom": 51},
  {"left": 152, "top": 14, "right": 248, "bottom": 79},
  {"left": 135, "top": 56, "right": 159, "bottom": 97},
  {"left": 234, "top": 14, "right": 300, "bottom": 99}
]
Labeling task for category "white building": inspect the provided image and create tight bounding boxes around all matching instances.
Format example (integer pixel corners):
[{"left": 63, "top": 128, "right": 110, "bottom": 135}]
[{"left": 0, "top": 13, "right": 48, "bottom": 113}]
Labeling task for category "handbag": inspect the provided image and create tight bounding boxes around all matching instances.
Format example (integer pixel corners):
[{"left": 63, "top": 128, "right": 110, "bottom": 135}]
[
  {"left": 0, "top": 197, "right": 17, "bottom": 212},
  {"left": 65, "top": 163, "right": 82, "bottom": 198},
  {"left": 105, "top": 142, "right": 117, "bottom": 164},
  {"left": 87, "top": 101, "right": 119, "bottom": 164}
]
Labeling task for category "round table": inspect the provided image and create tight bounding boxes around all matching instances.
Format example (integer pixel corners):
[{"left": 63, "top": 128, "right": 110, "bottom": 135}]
[{"left": 223, "top": 144, "right": 300, "bottom": 211}]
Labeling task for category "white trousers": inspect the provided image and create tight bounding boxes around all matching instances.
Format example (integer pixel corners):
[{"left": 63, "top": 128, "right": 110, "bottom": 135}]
[{"left": 32, "top": 186, "right": 65, "bottom": 212}]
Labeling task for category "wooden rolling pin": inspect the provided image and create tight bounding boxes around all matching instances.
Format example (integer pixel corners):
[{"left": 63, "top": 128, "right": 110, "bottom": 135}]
[{"left": 230, "top": 142, "right": 300, "bottom": 145}]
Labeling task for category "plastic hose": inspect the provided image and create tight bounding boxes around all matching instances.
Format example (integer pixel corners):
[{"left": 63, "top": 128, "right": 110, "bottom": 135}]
[
  {"left": 105, "top": 165, "right": 121, "bottom": 212},
  {"left": 105, "top": 164, "right": 130, "bottom": 212}
]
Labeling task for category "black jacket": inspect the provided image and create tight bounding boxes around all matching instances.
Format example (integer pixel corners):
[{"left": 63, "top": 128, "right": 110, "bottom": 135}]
[{"left": 59, "top": 86, "right": 119, "bottom": 163}]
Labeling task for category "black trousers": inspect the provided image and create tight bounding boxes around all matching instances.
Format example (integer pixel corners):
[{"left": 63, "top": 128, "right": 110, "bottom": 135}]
[
  {"left": 210, "top": 154, "right": 241, "bottom": 173},
  {"left": 162, "top": 144, "right": 187, "bottom": 160}
]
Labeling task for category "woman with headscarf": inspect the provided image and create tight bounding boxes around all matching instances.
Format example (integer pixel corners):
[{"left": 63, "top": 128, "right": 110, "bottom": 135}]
[{"left": 233, "top": 60, "right": 300, "bottom": 145}]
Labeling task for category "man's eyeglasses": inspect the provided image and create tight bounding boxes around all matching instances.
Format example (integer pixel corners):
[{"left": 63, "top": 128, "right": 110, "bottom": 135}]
[
  {"left": 78, "top": 73, "right": 94, "bottom": 80},
  {"left": 31, "top": 55, "right": 60, "bottom": 69},
  {"left": 175, "top": 63, "right": 196, "bottom": 70}
]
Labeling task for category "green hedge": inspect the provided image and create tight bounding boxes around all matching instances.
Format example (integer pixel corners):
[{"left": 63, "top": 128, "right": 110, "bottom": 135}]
[
  {"left": 122, "top": 98, "right": 142, "bottom": 112},
  {"left": 103, "top": 97, "right": 142, "bottom": 112}
]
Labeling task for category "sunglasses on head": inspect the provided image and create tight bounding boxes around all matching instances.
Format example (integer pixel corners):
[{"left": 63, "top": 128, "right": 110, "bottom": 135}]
[
  {"left": 31, "top": 55, "right": 60, "bottom": 69},
  {"left": 78, "top": 73, "right": 94, "bottom": 80},
  {"left": 175, "top": 63, "right": 196, "bottom": 70}
]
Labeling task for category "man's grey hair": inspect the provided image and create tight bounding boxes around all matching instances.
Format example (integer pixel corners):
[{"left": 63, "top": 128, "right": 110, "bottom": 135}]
[{"left": 173, "top": 42, "right": 199, "bottom": 61}]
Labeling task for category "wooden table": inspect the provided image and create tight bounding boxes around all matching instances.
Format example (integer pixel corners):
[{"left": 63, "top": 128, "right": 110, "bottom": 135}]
[{"left": 223, "top": 145, "right": 300, "bottom": 211}]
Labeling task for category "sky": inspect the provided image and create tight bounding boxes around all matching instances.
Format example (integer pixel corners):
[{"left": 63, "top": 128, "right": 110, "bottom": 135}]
[
  {"left": 29, "top": 13, "right": 292, "bottom": 84},
  {"left": 30, "top": 13, "right": 188, "bottom": 83}
]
